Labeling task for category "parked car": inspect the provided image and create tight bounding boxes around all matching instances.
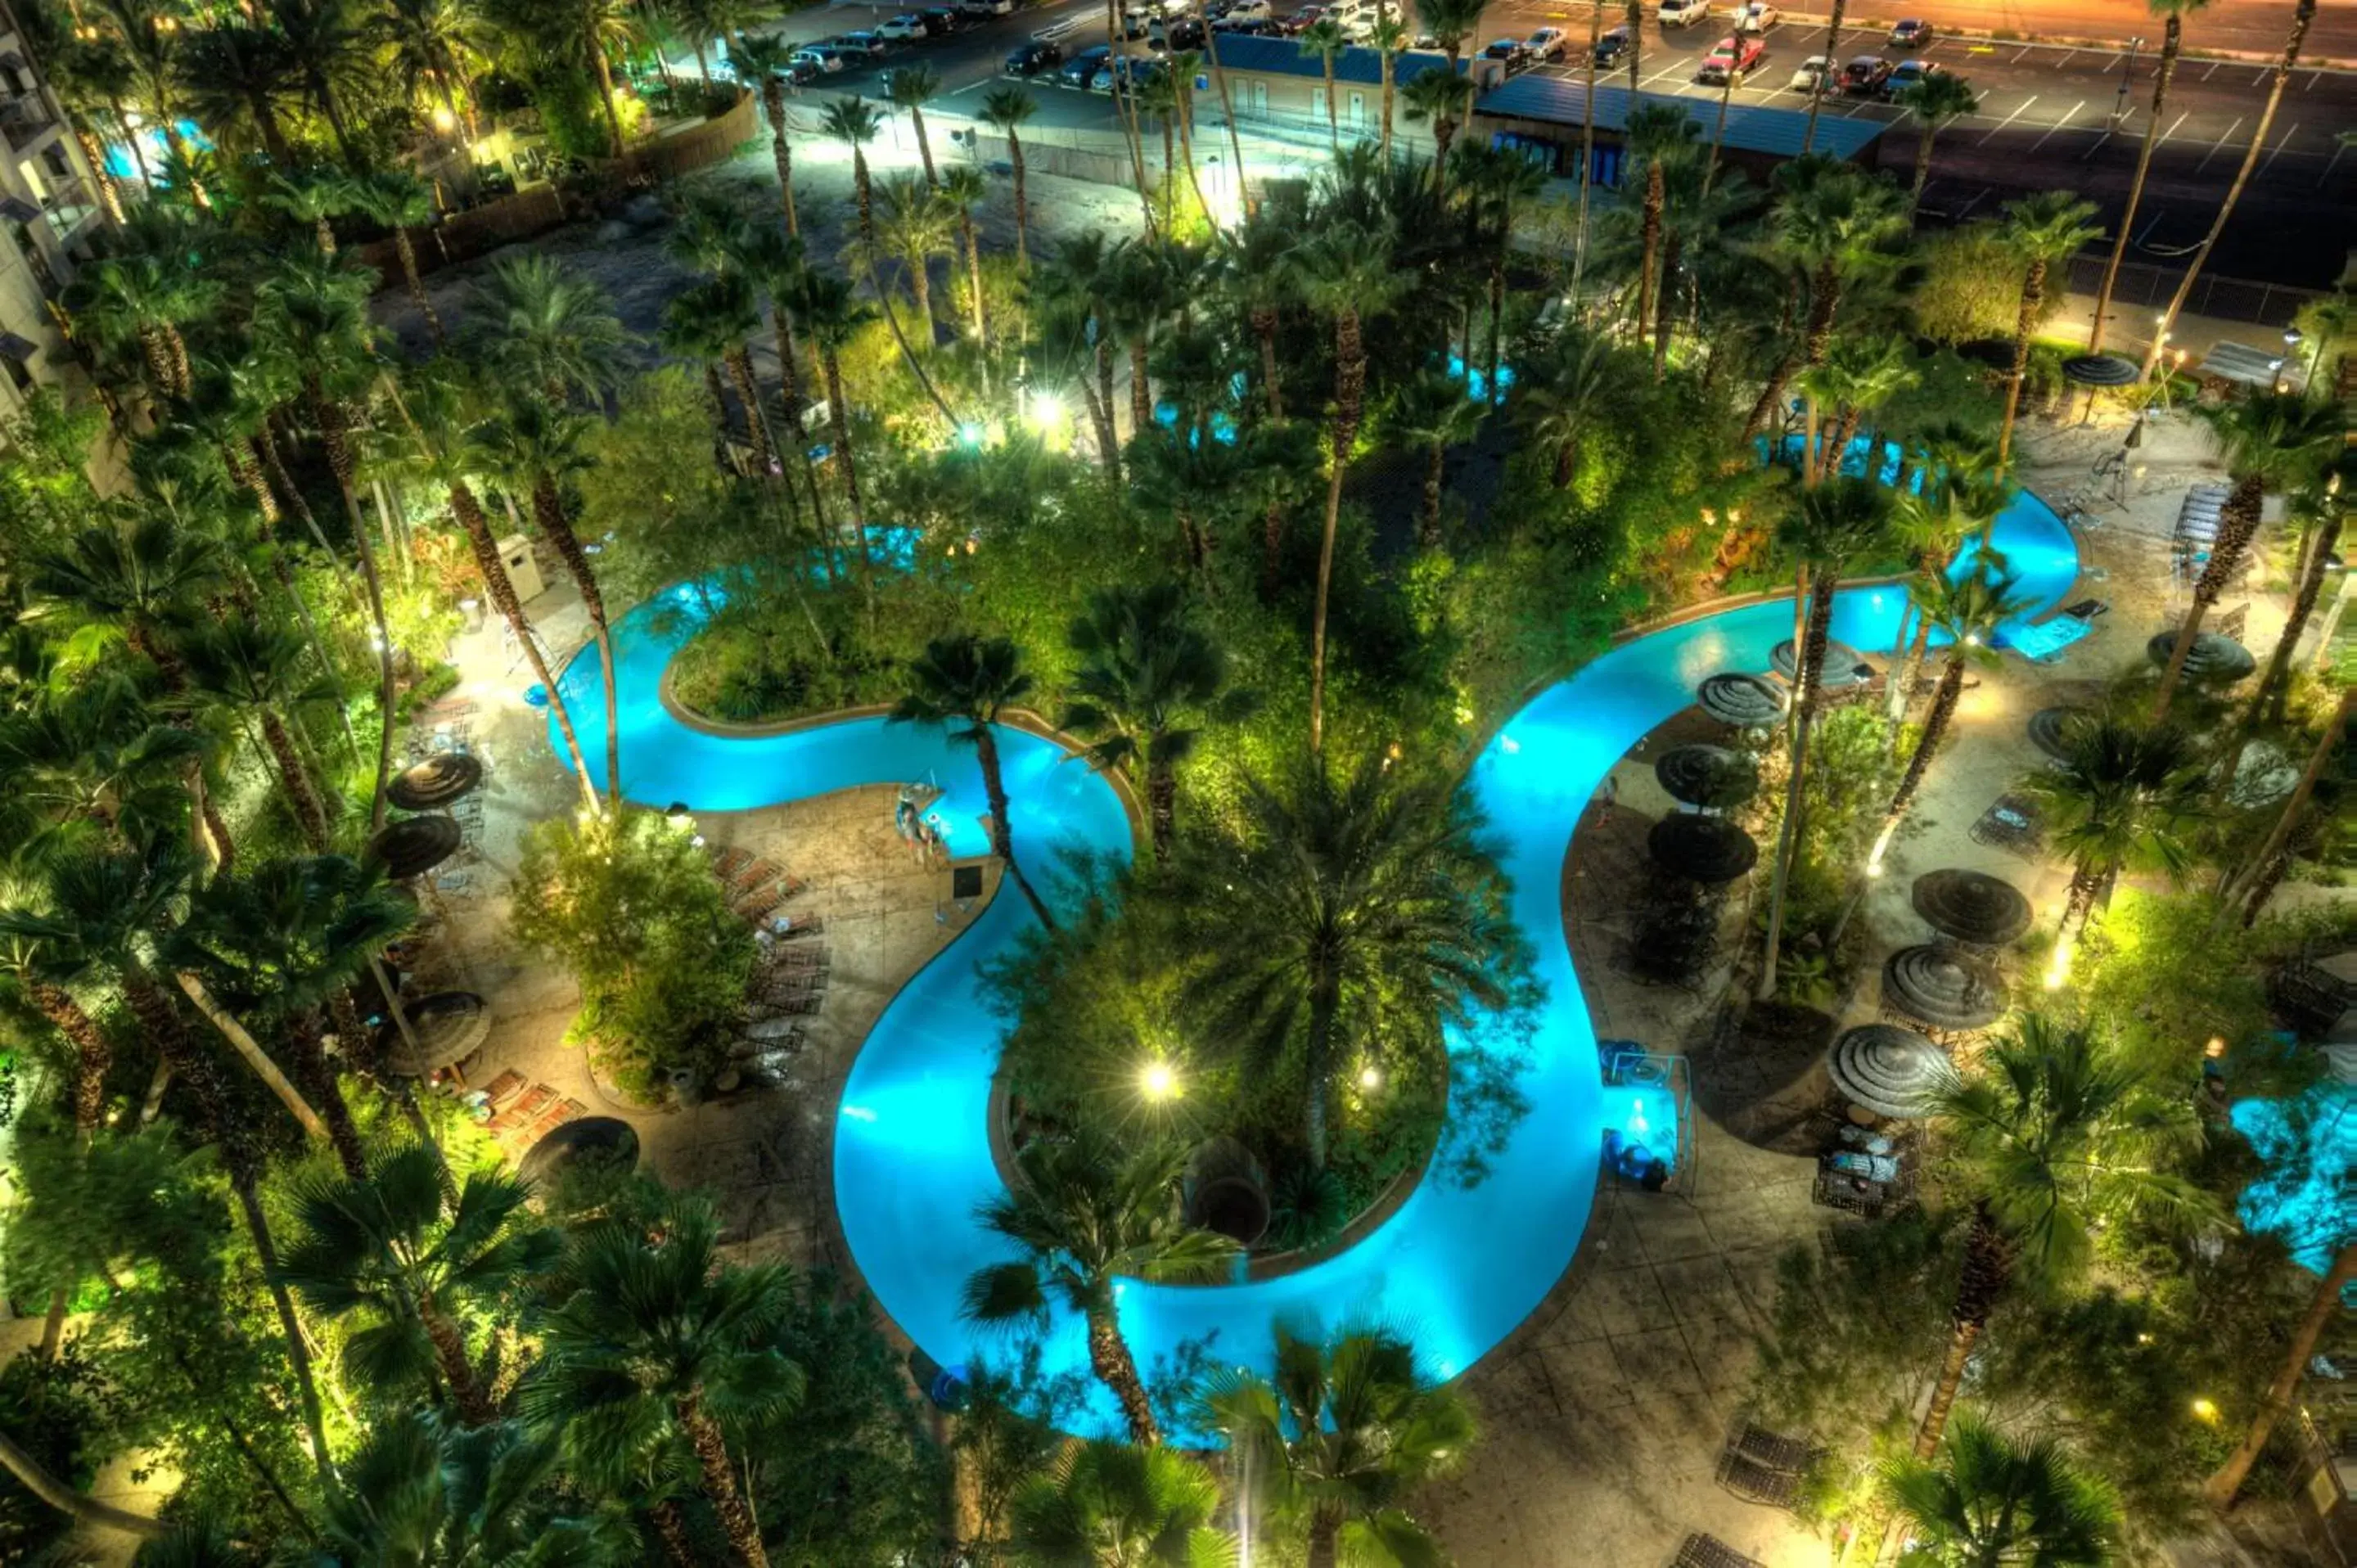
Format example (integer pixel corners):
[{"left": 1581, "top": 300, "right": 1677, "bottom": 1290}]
[
  {"left": 1841, "top": 53, "right": 1892, "bottom": 93},
  {"left": 1061, "top": 43, "right": 1111, "bottom": 83},
  {"left": 1005, "top": 38, "right": 1063, "bottom": 73},
  {"left": 1696, "top": 33, "right": 1764, "bottom": 82},
  {"left": 1093, "top": 54, "right": 1164, "bottom": 90},
  {"left": 1733, "top": 2, "right": 1778, "bottom": 31},
  {"left": 832, "top": 30, "right": 890, "bottom": 54},
  {"left": 1787, "top": 52, "right": 1828, "bottom": 92},
  {"left": 920, "top": 7, "right": 966, "bottom": 30},
  {"left": 1885, "top": 57, "right": 1945, "bottom": 93},
  {"left": 1273, "top": 9, "right": 1317, "bottom": 33},
  {"left": 956, "top": 0, "right": 1014, "bottom": 15},
  {"left": 1114, "top": 11, "right": 1152, "bottom": 38},
  {"left": 877, "top": 13, "right": 928, "bottom": 39},
  {"left": 1594, "top": 23, "right": 1629, "bottom": 63},
  {"left": 791, "top": 45, "right": 846, "bottom": 71},
  {"left": 1151, "top": 16, "right": 1206, "bottom": 47},
  {"left": 1888, "top": 16, "right": 1933, "bottom": 45},
  {"left": 1482, "top": 36, "right": 1532, "bottom": 69},
  {"left": 1657, "top": 0, "right": 1713, "bottom": 28},
  {"left": 1223, "top": 0, "right": 1272, "bottom": 16},
  {"left": 1526, "top": 25, "right": 1569, "bottom": 60}
]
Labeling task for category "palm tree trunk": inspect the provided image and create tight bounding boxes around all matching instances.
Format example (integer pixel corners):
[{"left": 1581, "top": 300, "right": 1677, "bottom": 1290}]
[
  {"left": 681, "top": 1396, "right": 770, "bottom": 1567},
  {"left": 2203, "top": 1239, "right": 2357, "bottom": 1508},
  {"left": 1635, "top": 157, "right": 1662, "bottom": 340},
  {"left": 651, "top": 1498, "right": 698, "bottom": 1566},
  {"left": 959, "top": 212, "right": 988, "bottom": 347},
  {"left": 911, "top": 105, "right": 937, "bottom": 186},
  {"left": 760, "top": 79, "right": 798, "bottom": 236},
  {"left": 1868, "top": 653, "right": 1963, "bottom": 865},
  {"left": 530, "top": 476, "right": 624, "bottom": 804},
  {"left": 394, "top": 229, "right": 445, "bottom": 347},
  {"left": 974, "top": 728, "right": 1055, "bottom": 928},
  {"left": 0, "top": 1430, "right": 167, "bottom": 1539},
  {"left": 1007, "top": 129, "right": 1030, "bottom": 268},
  {"left": 1147, "top": 757, "right": 1176, "bottom": 864},
  {"left": 2222, "top": 689, "right": 2351, "bottom": 912},
  {"left": 1652, "top": 229, "right": 1680, "bottom": 381},
  {"left": 171, "top": 971, "right": 331, "bottom": 1142},
  {"left": 1253, "top": 308, "right": 1284, "bottom": 420},
  {"left": 262, "top": 709, "right": 331, "bottom": 849},
  {"left": 1913, "top": 1208, "right": 2012, "bottom": 1458},
  {"left": 1997, "top": 257, "right": 2047, "bottom": 468},
  {"left": 229, "top": 1169, "right": 337, "bottom": 1489},
  {"left": 1757, "top": 572, "right": 1834, "bottom": 999},
  {"left": 286, "top": 1015, "right": 367, "bottom": 1178},
  {"left": 1379, "top": 40, "right": 1395, "bottom": 160},
  {"left": 591, "top": 38, "right": 627, "bottom": 157},
  {"left": 1306, "top": 1509, "right": 1343, "bottom": 1568},
  {"left": 1322, "top": 58, "right": 1339, "bottom": 151},
  {"left": 819, "top": 349, "right": 881, "bottom": 626},
  {"left": 1085, "top": 1304, "right": 1161, "bottom": 1447},
  {"left": 449, "top": 482, "right": 599, "bottom": 811},
  {"left": 2154, "top": 475, "right": 2261, "bottom": 720},
  {"left": 1309, "top": 304, "right": 1364, "bottom": 758},
  {"left": 1192, "top": 0, "right": 1252, "bottom": 220},
  {"left": 1800, "top": 0, "right": 1845, "bottom": 153},
  {"left": 1129, "top": 339, "right": 1153, "bottom": 442},
  {"left": 725, "top": 346, "right": 773, "bottom": 473},
  {"left": 309, "top": 385, "right": 399, "bottom": 834},
  {"left": 1572, "top": 4, "right": 1601, "bottom": 294},
  {"left": 2254, "top": 511, "right": 2341, "bottom": 720},
  {"left": 1909, "top": 119, "right": 1936, "bottom": 207},
  {"left": 1421, "top": 440, "right": 1445, "bottom": 547},
  {"left": 2141, "top": 0, "right": 2314, "bottom": 377}
]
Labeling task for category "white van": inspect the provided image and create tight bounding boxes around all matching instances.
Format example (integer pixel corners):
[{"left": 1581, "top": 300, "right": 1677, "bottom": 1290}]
[
  {"left": 1658, "top": 0, "right": 1714, "bottom": 26},
  {"left": 958, "top": 0, "right": 1014, "bottom": 15}
]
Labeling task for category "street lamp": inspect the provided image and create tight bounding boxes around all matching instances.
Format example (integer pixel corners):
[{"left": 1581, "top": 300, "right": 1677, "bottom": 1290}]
[{"left": 2111, "top": 36, "right": 2144, "bottom": 127}]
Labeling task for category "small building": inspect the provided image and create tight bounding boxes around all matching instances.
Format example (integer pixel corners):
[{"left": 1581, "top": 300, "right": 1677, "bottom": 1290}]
[
  {"left": 1191, "top": 34, "right": 1484, "bottom": 142},
  {"left": 1468, "top": 77, "right": 1886, "bottom": 188},
  {"left": 0, "top": 0, "right": 106, "bottom": 428}
]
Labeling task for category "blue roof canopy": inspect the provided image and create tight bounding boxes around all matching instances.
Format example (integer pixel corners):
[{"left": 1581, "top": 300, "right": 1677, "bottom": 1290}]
[{"left": 1472, "top": 75, "right": 1888, "bottom": 160}]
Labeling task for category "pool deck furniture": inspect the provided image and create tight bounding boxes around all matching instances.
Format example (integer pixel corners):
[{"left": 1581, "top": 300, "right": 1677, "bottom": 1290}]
[
  {"left": 1967, "top": 792, "right": 2045, "bottom": 859},
  {"left": 1674, "top": 1533, "right": 1770, "bottom": 1568}
]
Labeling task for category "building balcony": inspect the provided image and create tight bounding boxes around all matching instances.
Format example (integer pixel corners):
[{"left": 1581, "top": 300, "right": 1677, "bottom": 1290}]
[{"left": 0, "top": 96, "right": 56, "bottom": 154}]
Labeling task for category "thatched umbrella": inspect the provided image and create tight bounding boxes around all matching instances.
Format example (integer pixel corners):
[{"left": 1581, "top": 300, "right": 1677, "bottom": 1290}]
[
  {"left": 1647, "top": 813, "right": 1760, "bottom": 884},
  {"left": 1773, "top": 638, "right": 1871, "bottom": 687},
  {"left": 387, "top": 753, "right": 485, "bottom": 812},
  {"left": 1697, "top": 672, "right": 1789, "bottom": 728},
  {"left": 1882, "top": 945, "right": 2008, "bottom": 1030},
  {"left": 1654, "top": 745, "right": 1760, "bottom": 812},
  {"left": 377, "top": 990, "right": 491, "bottom": 1077},
  {"left": 2026, "top": 705, "right": 2089, "bottom": 763},
  {"left": 365, "top": 814, "right": 463, "bottom": 880},
  {"left": 520, "top": 1115, "right": 639, "bottom": 1182},
  {"left": 1910, "top": 869, "right": 2033, "bottom": 948},
  {"left": 2145, "top": 629, "right": 2256, "bottom": 684},
  {"left": 1826, "top": 1024, "right": 1951, "bottom": 1120}
]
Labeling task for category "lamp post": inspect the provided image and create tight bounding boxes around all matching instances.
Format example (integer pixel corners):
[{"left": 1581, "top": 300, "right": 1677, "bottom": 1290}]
[{"left": 2111, "top": 35, "right": 2144, "bottom": 128}]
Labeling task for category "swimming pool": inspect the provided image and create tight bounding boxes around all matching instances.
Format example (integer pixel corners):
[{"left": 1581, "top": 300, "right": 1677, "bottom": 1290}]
[{"left": 548, "top": 486, "right": 2078, "bottom": 1428}]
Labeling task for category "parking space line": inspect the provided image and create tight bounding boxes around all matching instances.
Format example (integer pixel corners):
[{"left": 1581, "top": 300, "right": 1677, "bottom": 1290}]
[
  {"left": 2248, "top": 67, "right": 2269, "bottom": 88},
  {"left": 2257, "top": 119, "right": 2298, "bottom": 175},
  {"left": 2305, "top": 69, "right": 2321, "bottom": 91},
  {"left": 1976, "top": 92, "right": 2037, "bottom": 144},
  {"left": 2195, "top": 115, "right": 2243, "bottom": 173},
  {"left": 2320, "top": 139, "right": 2349, "bottom": 189},
  {"left": 2155, "top": 109, "right": 2188, "bottom": 146},
  {"left": 1640, "top": 61, "right": 1689, "bottom": 87},
  {"left": 2009, "top": 44, "right": 2031, "bottom": 64},
  {"left": 2054, "top": 47, "right": 2075, "bottom": 67},
  {"left": 2199, "top": 61, "right": 2220, "bottom": 81},
  {"left": 2027, "top": 99, "right": 2085, "bottom": 152}
]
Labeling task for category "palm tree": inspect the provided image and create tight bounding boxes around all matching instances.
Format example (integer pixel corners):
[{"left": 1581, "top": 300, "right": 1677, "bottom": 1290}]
[
  {"left": 1188, "top": 754, "right": 1521, "bottom": 1165},
  {"left": 1864, "top": 563, "right": 2024, "bottom": 873},
  {"left": 528, "top": 1200, "right": 803, "bottom": 1568},
  {"left": 1463, "top": 144, "right": 1546, "bottom": 399},
  {"left": 1896, "top": 70, "right": 1981, "bottom": 210},
  {"left": 1008, "top": 1440, "right": 1233, "bottom": 1566},
  {"left": 1418, "top": 0, "right": 1486, "bottom": 73},
  {"left": 370, "top": 0, "right": 486, "bottom": 144},
  {"left": 788, "top": 268, "right": 881, "bottom": 609},
  {"left": 980, "top": 87, "right": 1040, "bottom": 269},
  {"left": 1039, "top": 232, "right": 1125, "bottom": 478},
  {"left": 1298, "top": 217, "right": 1404, "bottom": 756},
  {"left": 1368, "top": 14, "right": 1407, "bottom": 160},
  {"left": 941, "top": 165, "right": 992, "bottom": 348},
  {"left": 352, "top": 170, "right": 447, "bottom": 346},
  {"left": 2140, "top": 0, "right": 2317, "bottom": 377},
  {"left": 1762, "top": 156, "right": 1906, "bottom": 468},
  {"left": 255, "top": 253, "right": 402, "bottom": 830},
  {"left": 886, "top": 61, "right": 944, "bottom": 187},
  {"left": 1909, "top": 1017, "right": 2208, "bottom": 1458},
  {"left": 1995, "top": 192, "right": 2102, "bottom": 467},
  {"left": 174, "top": 20, "right": 300, "bottom": 169},
  {"left": 890, "top": 633, "right": 1056, "bottom": 928},
  {"left": 1219, "top": 212, "right": 1299, "bottom": 421},
  {"left": 2088, "top": 0, "right": 2210, "bottom": 351},
  {"left": 1808, "top": 335, "right": 1921, "bottom": 483},
  {"left": 1201, "top": 1326, "right": 1472, "bottom": 1568},
  {"left": 1400, "top": 68, "right": 1476, "bottom": 193},
  {"left": 1389, "top": 369, "right": 1485, "bottom": 547},
  {"left": 1799, "top": 0, "right": 1850, "bottom": 151},
  {"left": 731, "top": 34, "right": 803, "bottom": 235},
  {"left": 1519, "top": 327, "right": 1622, "bottom": 490},
  {"left": 318, "top": 1411, "right": 627, "bottom": 1566},
  {"left": 876, "top": 172, "right": 954, "bottom": 334},
  {"left": 1757, "top": 478, "right": 1892, "bottom": 999},
  {"left": 1882, "top": 1416, "right": 2121, "bottom": 1566},
  {"left": 1298, "top": 19, "right": 1350, "bottom": 151},
  {"left": 2206, "top": 1237, "right": 2357, "bottom": 1509},
  {"left": 278, "top": 1143, "right": 558, "bottom": 1426},
  {"left": 29, "top": 516, "right": 218, "bottom": 681},
  {"left": 962, "top": 1129, "right": 1239, "bottom": 1445},
  {"left": 2026, "top": 717, "right": 2205, "bottom": 989},
  {"left": 264, "top": 168, "right": 358, "bottom": 258},
  {"left": 2217, "top": 687, "right": 2350, "bottom": 925},
  {"left": 176, "top": 620, "right": 336, "bottom": 851},
  {"left": 269, "top": 0, "right": 374, "bottom": 171},
  {"left": 1061, "top": 583, "right": 1251, "bottom": 863},
  {"left": 2153, "top": 393, "right": 2346, "bottom": 719},
  {"left": 821, "top": 96, "right": 886, "bottom": 253},
  {"left": 70, "top": 250, "right": 215, "bottom": 403},
  {"left": 462, "top": 254, "right": 633, "bottom": 407},
  {"left": 1625, "top": 101, "right": 1701, "bottom": 352},
  {"left": 2249, "top": 477, "right": 2344, "bottom": 721},
  {"left": 1102, "top": 240, "right": 1170, "bottom": 441}
]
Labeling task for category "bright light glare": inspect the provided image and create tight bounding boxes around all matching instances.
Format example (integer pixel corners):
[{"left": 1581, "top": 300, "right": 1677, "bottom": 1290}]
[
  {"left": 956, "top": 421, "right": 986, "bottom": 448},
  {"left": 431, "top": 104, "right": 457, "bottom": 133},
  {"left": 1358, "top": 1065, "right": 1382, "bottom": 1090},
  {"left": 2044, "top": 928, "right": 2075, "bottom": 991},
  {"left": 1025, "top": 392, "right": 1065, "bottom": 430},
  {"left": 1139, "top": 1061, "right": 1177, "bottom": 1102},
  {"left": 2192, "top": 1397, "right": 2220, "bottom": 1422}
]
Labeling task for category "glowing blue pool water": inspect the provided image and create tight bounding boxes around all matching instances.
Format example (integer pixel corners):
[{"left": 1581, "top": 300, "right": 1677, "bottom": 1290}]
[
  {"left": 548, "top": 486, "right": 2078, "bottom": 1428},
  {"left": 2231, "top": 1084, "right": 2356, "bottom": 1284}
]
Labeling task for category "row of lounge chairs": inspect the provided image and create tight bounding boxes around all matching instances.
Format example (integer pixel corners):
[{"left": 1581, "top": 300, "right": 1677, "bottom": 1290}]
[
  {"left": 710, "top": 845, "right": 809, "bottom": 926},
  {"left": 474, "top": 1070, "right": 588, "bottom": 1151}
]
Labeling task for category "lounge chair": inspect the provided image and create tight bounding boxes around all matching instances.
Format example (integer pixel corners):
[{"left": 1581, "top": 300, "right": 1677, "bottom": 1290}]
[
  {"left": 729, "top": 858, "right": 781, "bottom": 897},
  {"left": 1674, "top": 1535, "right": 1768, "bottom": 1568},
  {"left": 2062, "top": 598, "right": 2109, "bottom": 621},
  {"left": 480, "top": 1070, "right": 528, "bottom": 1111},
  {"left": 492, "top": 1083, "right": 557, "bottom": 1131}
]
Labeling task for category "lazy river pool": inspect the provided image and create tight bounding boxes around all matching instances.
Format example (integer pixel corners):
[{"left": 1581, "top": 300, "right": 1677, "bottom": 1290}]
[{"left": 546, "top": 484, "right": 2079, "bottom": 1428}]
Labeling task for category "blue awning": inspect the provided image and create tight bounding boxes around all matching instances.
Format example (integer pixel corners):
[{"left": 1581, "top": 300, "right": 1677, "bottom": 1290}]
[{"left": 1473, "top": 75, "right": 1888, "bottom": 161}]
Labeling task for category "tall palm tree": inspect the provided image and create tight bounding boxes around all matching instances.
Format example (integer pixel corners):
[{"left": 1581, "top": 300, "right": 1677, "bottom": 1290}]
[
  {"left": 2206, "top": 1237, "right": 2357, "bottom": 1509},
  {"left": 2217, "top": 686, "right": 2350, "bottom": 918},
  {"left": 940, "top": 164, "right": 992, "bottom": 349},
  {"left": 529, "top": 1201, "right": 804, "bottom": 1568},
  {"left": 1201, "top": 1326, "right": 1473, "bottom": 1568},
  {"left": 2088, "top": 0, "right": 2210, "bottom": 351},
  {"left": 70, "top": 250, "right": 215, "bottom": 403},
  {"left": 1417, "top": 0, "right": 1486, "bottom": 73},
  {"left": 174, "top": 20, "right": 300, "bottom": 169},
  {"left": 1625, "top": 101, "right": 1701, "bottom": 354},
  {"left": 2140, "top": 0, "right": 2317, "bottom": 377},
  {"left": 1009, "top": 1440, "right": 1233, "bottom": 1566},
  {"left": 1808, "top": 335, "right": 1921, "bottom": 483},
  {"left": 2250, "top": 472, "right": 2345, "bottom": 721},
  {"left": 980, "top": 87, "right": 1040, "bottom": 270},
  {"left": 886, "top": 61, "right": 943, "bottom": 187},
  {"left": 1464, "top": 144, "right": 1546, "bottom": 399},
  {"left": 1882, "top": 1416, "right": 2121, "bottom": 1566},
  {"left": 1061, "top": 583, "right": 1252, "bottom": 864},
  {"left": 1518, "top": 327, "right": 1620, "bottom": 489},
  {"left": 318, "top": 1411, "right": 628, "bottom": 1566},
  {"left": 1400, "top": 68, "right": 1476, "bottom": 194},
  {"left": 730, "top": 33, "right": 803, "bottom": 235},
  {"left": 1102, "top": 241, "right": 1170, "bottom": 441},
  {"left": 29, "top": 515, "right": 218, "bottom": 681},
  {"left": 1757, "top": 478, "right": 1892, "bottom": 999},
  {"left": 962, "top": 1130, "right": 1239, "bottom": 1446},
  {"left": 1297, "top": 217, "right": 1404, "bottom": 756},
  {"left": 264, "top": 167, "right": 359, "bottom": 258},
  {"left": 1298, "top": 19, "right": 1350, "bottom": 151},
  {"left": 1762, "top": 157, "right": 1906, "bottom": 471},
  {"left": 890, "top": 633, "right": 1056, "bottom": 928},
  {"left": 1864, "top": 563, "right": 2023, "bottom": 873},
  {"left": 1368, "top": 15, "right": 1406, "bottom": 160},
  {"left": 371, "top": 0, "right": 487, "bottom": 143},
  {"left": 1039, "top": 232, "right": 1125, "bottom": 479},
  {"left": 461, "top": 254, "right": 633, "bottom": 407},
  {"left": 1995, "top": 192, "right": 2102, "bottom": 467},
  {"left": 1909, "top": 1017, "right": 2208, "bottom": 1458},
  {"left": 278, "top": 1143, "right": 558, "bottom": 1426},
  {"left": 1799, "top": 0, "right": 1850, "bottom": 151},
  {"left": 1219, "top": 211, "right": 1299, "bottom": 421},
  {"left": 1895, "top": 71, "right": 1981, "bottom": 211},
  {"left": 2026, "top": 717, "right": 2205, "bottom": 989},
  {"left": 176, "top": 620, "right": 336, "bottom": 851},
  {"left": 820, "top": 96, "right": 886, "bottom": 253},
  {"left": 1188, "top": 754, "right": 1521, "bottom": 1166},
  {"left": 875, "top": 172, "right": 954, "bottom": 334},
  {"left": 788, "top": 268, "right": 882, "bottom": 611},
  {"left": 2153, "top": 393, "right": 2346, "bottom": 719},
  {"left": 352, "top": 170, "right": 447, "bottom": 346},
  {"left": 1389, "top": 368, "right": 1485, "bottom": 547},
  {"left": 270, "top": 0, "right": 374, "bottom": 171}
]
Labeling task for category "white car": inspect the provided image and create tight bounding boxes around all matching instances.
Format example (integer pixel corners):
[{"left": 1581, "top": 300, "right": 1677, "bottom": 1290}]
[
  {"left": 877, "top": 12, "right": 929, "bottom": 38},
  {"left": 957, "top": 0, "right": 1014, "bottom": 14},
  {"left": 1220, "top": 0, "right": 1273, "bottom": 16},
  {"left": 1526, "top": 25, "right": 1569, "bottom": 59},
  {"left": 1658, "top": 0, "right": 1714, "bottom": 26},
  {"left": 1787, "top": 52, "right": 1829, "bottom": 91},
  {"left": 1734, "top": 2, "right": 1779, "bottom": 31},
  {"left": 791, "top": 46, "right": 845, "bottom": 71}
]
